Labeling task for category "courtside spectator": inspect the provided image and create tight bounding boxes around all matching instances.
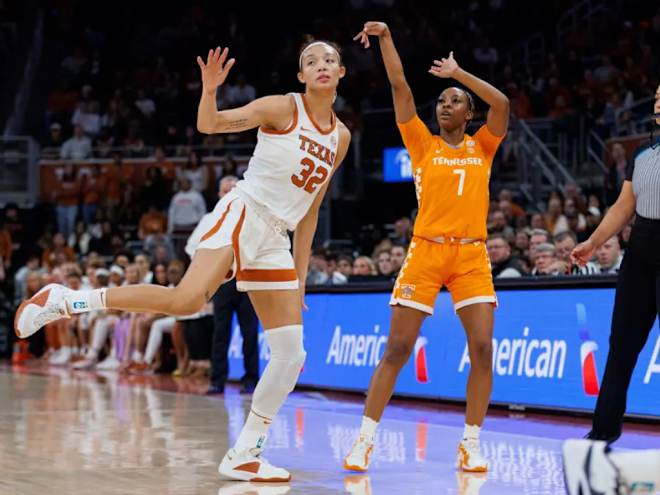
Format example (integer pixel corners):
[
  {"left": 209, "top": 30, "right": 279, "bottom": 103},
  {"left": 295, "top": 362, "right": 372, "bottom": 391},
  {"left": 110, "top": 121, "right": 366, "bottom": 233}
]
[
  {"left": 554, "top": 231, "right": 598, "bottom": 275},
  {"left": 486, "top": 234, "right": 524, "bottom": 278},
  {"left": 595, "top": 236, "right": 623, "bottom": 274},
  {"left": 390, "top": 245, "right": 407, "bottom": 275},
  {"left": 531, "top": 243, "right": 561, "bottom": 276}
]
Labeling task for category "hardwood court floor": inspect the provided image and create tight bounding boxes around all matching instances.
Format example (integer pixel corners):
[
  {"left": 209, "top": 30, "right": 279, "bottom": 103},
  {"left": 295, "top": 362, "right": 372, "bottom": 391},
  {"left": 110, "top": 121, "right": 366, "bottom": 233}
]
[{"left": 1, "top": 365, "right": 658, "bottom": 495}]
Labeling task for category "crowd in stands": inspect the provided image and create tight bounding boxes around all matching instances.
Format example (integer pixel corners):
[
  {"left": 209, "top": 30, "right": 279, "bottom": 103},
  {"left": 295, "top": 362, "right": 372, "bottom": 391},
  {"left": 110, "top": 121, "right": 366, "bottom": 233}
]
[
  {"left": 0, "top": 170, "right": 627, "bottom": 369},
  {"left": 33, "top": 1, "right": 660, "bottom": 157}
]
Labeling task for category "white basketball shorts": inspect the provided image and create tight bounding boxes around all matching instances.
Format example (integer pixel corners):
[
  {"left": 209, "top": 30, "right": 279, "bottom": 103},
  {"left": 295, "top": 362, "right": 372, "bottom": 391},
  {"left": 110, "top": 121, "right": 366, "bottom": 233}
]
[{"left": 193, "top": 190, "right": 298, "bottom": 292}]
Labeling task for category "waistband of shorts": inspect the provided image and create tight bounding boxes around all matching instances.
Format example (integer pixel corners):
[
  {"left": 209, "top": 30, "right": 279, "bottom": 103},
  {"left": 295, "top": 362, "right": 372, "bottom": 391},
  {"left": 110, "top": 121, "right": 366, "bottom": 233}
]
[
  {"left": 634, "top": 213, "right": 660, "bottom": 231},
  {"left": 415, "top": 234, "right": 484, "bottom": 245},
  {"left": 233, "top": 188, "right": 291, "bottom": 235}
]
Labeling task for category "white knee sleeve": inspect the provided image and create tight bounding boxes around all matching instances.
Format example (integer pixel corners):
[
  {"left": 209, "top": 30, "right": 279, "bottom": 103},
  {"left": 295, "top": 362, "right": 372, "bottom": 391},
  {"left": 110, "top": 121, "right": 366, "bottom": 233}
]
[{"left": 251, "top": 324, "right": 306, "bottom": 418}]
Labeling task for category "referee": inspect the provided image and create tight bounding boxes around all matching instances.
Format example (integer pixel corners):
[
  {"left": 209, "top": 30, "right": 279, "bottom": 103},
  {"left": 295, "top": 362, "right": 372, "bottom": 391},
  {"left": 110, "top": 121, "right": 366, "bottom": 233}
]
[{"left": 571, "top": 86, "right": 660, "bottom": 443}]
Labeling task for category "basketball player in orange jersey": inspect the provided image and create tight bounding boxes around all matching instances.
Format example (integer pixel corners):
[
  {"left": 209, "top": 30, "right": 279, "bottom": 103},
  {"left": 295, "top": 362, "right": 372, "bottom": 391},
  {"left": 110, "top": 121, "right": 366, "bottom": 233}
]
[
  {"left": 344, "top": 22, "right": 509, "bottom": 473},
  {"left": 16, "top": 42, "right": 351, "bottom": 482}
]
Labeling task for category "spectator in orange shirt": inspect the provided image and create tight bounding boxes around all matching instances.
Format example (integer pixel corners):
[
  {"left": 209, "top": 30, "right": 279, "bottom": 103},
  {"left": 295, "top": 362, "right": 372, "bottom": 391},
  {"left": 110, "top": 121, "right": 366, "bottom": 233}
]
[
  {"left": 497, "top": 189, "right": 525, "bottom": 219},
  {"left": 53, "top": 164, "right": 81, "bottom": 238},
  {"left": 505, "top": 82, "right": 533, "bottom": 119},
  {"left": 81, "top": 166, "right": 105, "bottom": 226},
  {"left": 42, "top": 232, "right": 76, "bottom": 269},
  {"left": 0, "top": 219, "right": 12, "bottom": 270},
  {"left": 150, "top": 146, "right": 177, "bottom": 181},
  {"left": 102, "top": 153, "right": 123, "bottom": 221},
  {"left": 143, "top": 148, "right": 173, "bottom": 211},
  {"left": 138, "top": 205, "right": 167, "bottom": 240}
]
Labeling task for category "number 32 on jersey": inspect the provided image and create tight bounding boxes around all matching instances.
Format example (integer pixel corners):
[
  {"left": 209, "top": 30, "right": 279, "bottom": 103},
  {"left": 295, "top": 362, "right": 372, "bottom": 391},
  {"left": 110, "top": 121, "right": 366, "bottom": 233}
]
[{"left": 291, "top": 158, "right": 329, "bottom": 194}]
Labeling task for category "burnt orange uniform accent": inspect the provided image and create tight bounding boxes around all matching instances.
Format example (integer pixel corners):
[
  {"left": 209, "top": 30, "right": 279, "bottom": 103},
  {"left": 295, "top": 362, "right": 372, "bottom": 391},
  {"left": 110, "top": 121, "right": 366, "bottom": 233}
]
[
  {"left": 260, "top": 96, "right": 299, "bottom": 135},
  {"left": 229, "top": 207, "right": 297, "bottom": 283},
  {"left": 301, "top": 94, "right": 336, "bottom": 134},
  {"left": 391, "top": 116, "right": 504, "bottom": 314},
  {"left": 200, "top": 199, "right": 237, "bottom": 242},
  {"left": 398, "top": 115, "right": 503, "bottom": 240},
  {"left": 231, "top": 207, "right": 247, "bottom": 271},
  {"left": 234, "top": 462, "right": 261, "bottom": 474}
]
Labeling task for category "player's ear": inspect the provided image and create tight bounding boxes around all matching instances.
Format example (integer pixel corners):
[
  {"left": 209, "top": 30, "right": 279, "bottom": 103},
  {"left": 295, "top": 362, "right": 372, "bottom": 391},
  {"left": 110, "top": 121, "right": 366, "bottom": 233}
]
[
  {"left": 339, "top": 65, "right": 346, "bottom": 79},
  {"left": 297, "top": 71, "right": 305, "bottom": 84}
]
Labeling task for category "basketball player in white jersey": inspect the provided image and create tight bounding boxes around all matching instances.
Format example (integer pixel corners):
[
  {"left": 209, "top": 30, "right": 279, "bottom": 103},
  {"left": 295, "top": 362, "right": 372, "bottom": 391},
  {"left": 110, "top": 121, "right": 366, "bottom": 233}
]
[{"left": 15, "top": 41, "right": 351, "bottom": 482}]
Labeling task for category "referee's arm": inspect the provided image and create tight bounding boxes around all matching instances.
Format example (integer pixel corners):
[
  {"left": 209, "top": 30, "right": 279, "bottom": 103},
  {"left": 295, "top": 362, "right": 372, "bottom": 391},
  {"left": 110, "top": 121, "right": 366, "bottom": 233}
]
[{"left": 589, "top": 182, "right": 636, "bottom": 247}]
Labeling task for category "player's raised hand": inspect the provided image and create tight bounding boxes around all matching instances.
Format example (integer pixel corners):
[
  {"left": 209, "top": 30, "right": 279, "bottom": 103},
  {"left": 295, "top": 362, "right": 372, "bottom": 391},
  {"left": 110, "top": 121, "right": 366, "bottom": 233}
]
[
  {"left": 429, "top": 51, "right": 460, "bottom": 78},
  {"left": 196, "top": 46, "right": 236, "bottom": 93},
  {"left": 353, "top": 21, "right": 390, "bottom": 49},
  {"left": 570, "top": 239, "right": 596, "bottom": 267}
]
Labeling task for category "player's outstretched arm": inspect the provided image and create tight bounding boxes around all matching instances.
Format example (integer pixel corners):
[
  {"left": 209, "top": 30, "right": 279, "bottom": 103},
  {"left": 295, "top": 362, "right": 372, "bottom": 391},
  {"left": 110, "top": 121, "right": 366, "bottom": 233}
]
[
  {"left": 429, "top": 52, "right": 510, "bottom": 137},
  {"left": 354, "top": 22, "right": 416, "bottom": 124},
  {"left": 196, "top": 46, "right": 293, "bottom": 134}
]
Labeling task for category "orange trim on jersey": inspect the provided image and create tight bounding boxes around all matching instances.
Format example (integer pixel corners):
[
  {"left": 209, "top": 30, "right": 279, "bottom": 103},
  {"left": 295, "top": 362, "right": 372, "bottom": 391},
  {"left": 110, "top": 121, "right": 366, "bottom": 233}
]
[
  {"left": 301, "top": 93, "right": 336, "bottom": 135},
  {"left": 237, "top": 268, "right": 298, "bottom": 282},
  {"left": 200, "top": 199, "right": 237, "bottom": 242},
  {"left": 231, "top": 206, "right": 247, "bottom": 271},
  {"left": 260, "top": 95, "right": 298, "bottom": 135}
]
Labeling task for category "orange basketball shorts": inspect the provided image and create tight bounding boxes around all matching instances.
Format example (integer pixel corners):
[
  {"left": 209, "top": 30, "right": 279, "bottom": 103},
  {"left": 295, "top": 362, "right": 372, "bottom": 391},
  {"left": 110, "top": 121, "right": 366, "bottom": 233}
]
[{"left": 390, "top": 236, "right": 497, "bottom": 315}]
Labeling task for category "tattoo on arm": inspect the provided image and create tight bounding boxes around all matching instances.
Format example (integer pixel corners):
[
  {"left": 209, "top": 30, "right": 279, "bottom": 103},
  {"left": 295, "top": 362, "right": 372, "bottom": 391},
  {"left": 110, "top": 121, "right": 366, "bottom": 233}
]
[{"left": 225, "top": 119, "right": 248, "bottom": 130}]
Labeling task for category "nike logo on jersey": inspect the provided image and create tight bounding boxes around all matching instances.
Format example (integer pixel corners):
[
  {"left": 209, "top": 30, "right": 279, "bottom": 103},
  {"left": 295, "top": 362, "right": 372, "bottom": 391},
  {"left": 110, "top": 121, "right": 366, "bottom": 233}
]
[
  {"left": 300, "top": 126, "right": 314, "bottom": 132},
  {"left": 298, "top": 134, "right": 335, "bottom": 167}
]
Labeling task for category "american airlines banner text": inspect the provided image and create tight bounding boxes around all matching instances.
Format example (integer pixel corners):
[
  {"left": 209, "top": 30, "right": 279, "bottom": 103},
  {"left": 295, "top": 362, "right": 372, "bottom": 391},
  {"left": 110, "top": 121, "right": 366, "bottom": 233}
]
[{"left": 226, "top": 288, "right": 660, "bottom": 418}]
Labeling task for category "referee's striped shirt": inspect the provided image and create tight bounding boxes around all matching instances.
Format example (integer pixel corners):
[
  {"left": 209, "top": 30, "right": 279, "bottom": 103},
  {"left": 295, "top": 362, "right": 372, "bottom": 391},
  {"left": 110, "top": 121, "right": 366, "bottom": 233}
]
[{"left": 628, "top": 140, "right": 660, "bottom": 219}]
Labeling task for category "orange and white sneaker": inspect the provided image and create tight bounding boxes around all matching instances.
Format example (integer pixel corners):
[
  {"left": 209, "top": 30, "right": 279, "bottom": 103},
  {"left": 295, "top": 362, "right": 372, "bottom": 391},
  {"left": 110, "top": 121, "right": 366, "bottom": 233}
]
[
  {"left": 14, "top": 284, "right": 70, "bottom": 339},
  {"left": 218, "top": 447, "right": 291, "bottom": 482},
  {"left": 343, "top": 435, "right": 374, "bottom": 472},
  {"left": 457, "top": 438, "right": 488, "bottom": 472}
]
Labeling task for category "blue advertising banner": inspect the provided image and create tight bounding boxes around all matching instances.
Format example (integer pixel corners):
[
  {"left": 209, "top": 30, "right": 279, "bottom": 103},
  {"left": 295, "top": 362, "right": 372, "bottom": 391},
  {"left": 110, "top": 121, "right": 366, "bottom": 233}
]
[
  {"left": 382, "top": 147, "right": 413, "bottom": 183},
  {"left": 226, "top": 288, "right": 660, "bottom": 418}
]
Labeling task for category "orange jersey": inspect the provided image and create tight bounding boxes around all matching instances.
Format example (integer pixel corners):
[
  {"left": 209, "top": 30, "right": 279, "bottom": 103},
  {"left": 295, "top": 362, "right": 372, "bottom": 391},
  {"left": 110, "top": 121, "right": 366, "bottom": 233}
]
[{"left": 397, "top": 115, "right": 504, "bottom": 240}]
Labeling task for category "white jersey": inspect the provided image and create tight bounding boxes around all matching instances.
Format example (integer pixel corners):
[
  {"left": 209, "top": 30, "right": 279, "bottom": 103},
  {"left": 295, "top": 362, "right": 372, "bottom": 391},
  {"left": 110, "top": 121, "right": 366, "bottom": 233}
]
[{"left": 235, "top": 92, "right": 340, "bottom": 231}]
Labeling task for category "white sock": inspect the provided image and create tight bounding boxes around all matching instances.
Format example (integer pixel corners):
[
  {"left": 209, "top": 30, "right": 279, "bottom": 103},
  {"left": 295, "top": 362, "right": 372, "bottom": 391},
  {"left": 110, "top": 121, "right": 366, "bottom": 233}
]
[
  {"left": 359, "top": 416, "right": 378, "bottom": 441},
  {"left": 67, "top": 289, "right": 107, "bottom": 314},
  {"left": 610, "top": 450, "right": 660, "bottom": 492},
  {"left": 131, "top": 351, "right": 143, "bottom": 363},
  {"left": 234, "top": 410, "right": 272, "bottom": 451},
  {"left": 463, "top": 424, "right": 481, "bottom": 440}
]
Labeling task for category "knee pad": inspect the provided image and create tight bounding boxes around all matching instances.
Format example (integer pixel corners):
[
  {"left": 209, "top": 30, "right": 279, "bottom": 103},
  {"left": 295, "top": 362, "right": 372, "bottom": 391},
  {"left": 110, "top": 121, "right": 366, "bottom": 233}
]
[{"left": 252, "top": 325, "right": 306, "bottom": 417}]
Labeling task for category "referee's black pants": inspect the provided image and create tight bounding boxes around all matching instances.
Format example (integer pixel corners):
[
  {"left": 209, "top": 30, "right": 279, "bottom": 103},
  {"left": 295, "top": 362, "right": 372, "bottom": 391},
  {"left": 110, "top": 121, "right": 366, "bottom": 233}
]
[
  {"left": 210, "top": 279, "right": 259, "bottom": 388},
  {"left": 590, "top": 215, "right": 660, "bottom": 443}
]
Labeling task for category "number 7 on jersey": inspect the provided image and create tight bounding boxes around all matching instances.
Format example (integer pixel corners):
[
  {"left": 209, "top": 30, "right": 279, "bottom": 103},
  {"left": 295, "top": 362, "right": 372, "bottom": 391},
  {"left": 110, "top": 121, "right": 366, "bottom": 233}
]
[{"left": 452, "top": 169, "right": 465, "bottom": 196}]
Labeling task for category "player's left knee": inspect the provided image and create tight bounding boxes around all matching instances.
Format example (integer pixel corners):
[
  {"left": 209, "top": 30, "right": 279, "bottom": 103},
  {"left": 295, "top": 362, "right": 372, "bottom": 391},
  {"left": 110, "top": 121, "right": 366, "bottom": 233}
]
[
  {"left": 469, "top": 339, "right": 493, "bottom": 369},
  {"left": 265, "top": 325, "right": 306, "bottom": 392}
]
